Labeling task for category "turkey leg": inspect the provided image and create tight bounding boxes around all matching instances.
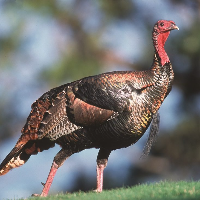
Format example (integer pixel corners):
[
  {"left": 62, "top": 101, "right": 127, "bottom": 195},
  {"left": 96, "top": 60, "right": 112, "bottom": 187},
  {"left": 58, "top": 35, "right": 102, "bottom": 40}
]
[
  {"left": 32, "top": 148, "right": 72, "bottom": 197},
  {"left": 96, "top": 148, "right": 111, "bottom": 192},
  {"left": 40, "top": 161, "right": 58, "bottom": 197}
]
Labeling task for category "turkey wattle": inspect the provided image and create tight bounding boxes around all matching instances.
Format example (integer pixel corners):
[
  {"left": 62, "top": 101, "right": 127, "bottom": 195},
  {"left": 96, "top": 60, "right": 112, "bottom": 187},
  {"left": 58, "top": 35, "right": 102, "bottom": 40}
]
[{"left": 0, "top": 20, "right": 178, "bottom": 197}]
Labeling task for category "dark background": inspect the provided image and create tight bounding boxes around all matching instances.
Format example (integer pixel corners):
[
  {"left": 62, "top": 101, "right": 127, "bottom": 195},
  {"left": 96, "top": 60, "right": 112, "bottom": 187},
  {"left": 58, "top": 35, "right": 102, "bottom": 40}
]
[{"left": 0, "top": 0, "right": 199, "bottom": 199}]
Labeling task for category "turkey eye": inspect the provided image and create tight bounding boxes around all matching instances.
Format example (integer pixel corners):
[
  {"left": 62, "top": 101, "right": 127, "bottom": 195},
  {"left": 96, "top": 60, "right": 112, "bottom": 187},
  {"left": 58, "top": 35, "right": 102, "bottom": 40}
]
[{"left": 160, "top": 22, "right": 164, "bottom": 27}]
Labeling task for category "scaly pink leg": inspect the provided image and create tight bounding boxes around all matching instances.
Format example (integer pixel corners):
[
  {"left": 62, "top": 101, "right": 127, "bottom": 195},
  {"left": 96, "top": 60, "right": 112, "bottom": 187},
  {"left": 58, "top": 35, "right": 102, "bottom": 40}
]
[
  {"left": 96, "top": 159, "right": 107, "bottom": 192},
  {"left": 41, "top": 162, "right": 58, "bottom": 196},
  {"left": 32, "top": 161, "right": 58, "bottom": 197}
]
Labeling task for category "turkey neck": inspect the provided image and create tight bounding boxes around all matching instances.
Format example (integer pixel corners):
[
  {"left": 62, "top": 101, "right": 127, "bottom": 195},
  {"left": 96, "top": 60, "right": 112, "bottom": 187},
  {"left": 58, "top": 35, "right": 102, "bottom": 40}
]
[
  {"left": 152, "top": 30, "right": 170, "bottom": 66},
  {"left": 151, "top": 30, "right": 174, "bottom": 97}
]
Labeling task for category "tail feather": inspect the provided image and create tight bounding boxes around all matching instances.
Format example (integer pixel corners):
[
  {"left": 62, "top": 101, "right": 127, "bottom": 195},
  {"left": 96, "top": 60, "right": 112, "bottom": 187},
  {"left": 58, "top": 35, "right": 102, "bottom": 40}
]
[
  {"left": 0, "top": 144, "right": 28, "bottom": 175},
  {"left": 0, "top": 132, "right": 36, "bottom": 176},
  {"left": 0, "top": 133, "right": 55, "bottom": 176}
]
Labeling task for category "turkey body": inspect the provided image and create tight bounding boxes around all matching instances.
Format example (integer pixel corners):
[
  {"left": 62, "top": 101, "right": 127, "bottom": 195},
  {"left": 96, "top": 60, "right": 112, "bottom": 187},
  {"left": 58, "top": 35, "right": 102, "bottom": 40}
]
[{"left": 0, "top": 20, "right": 178, "bottom": 196}]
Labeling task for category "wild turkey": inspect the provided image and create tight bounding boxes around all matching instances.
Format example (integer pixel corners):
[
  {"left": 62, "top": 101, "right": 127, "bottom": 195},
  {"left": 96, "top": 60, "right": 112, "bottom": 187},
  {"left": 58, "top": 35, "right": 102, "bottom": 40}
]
[{"left": 0, "top": 20, "right": 178, "bottom": 196}]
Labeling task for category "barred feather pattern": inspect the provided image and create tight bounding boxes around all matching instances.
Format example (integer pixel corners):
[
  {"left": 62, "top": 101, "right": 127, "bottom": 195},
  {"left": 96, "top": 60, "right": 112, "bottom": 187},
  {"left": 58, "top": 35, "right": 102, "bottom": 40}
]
[{"left": 0, "top": 21, "right": 177, "bottom": 191}]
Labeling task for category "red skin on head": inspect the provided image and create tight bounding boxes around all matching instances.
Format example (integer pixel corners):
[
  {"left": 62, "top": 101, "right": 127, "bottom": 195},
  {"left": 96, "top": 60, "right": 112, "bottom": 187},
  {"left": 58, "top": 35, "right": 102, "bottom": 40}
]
[{"left": 153, "top": 20, "right": 176, "bottom": 66}]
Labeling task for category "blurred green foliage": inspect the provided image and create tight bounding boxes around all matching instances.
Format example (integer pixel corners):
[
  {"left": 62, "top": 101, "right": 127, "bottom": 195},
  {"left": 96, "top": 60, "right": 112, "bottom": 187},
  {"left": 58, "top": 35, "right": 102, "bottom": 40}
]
[{"left": 0, "top": 0, "right": 199, "bottom": 194}]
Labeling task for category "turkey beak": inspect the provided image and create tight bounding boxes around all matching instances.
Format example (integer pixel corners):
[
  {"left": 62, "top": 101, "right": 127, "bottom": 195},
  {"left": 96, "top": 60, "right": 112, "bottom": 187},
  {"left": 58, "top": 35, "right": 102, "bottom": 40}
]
[{"left": 170, "top": 24, "right": 179, "bottom": 31}]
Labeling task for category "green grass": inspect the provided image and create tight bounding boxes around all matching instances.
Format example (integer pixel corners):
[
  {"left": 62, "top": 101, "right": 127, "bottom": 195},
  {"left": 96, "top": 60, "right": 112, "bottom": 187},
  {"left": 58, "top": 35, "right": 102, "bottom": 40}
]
[{"left": 28, "top": 181, "right": 200, "bottom": 200}]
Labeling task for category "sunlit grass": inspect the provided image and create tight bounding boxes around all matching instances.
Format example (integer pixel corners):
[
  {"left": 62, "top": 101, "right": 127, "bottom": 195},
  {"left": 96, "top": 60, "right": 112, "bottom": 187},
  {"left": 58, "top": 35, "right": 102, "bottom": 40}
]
[{"left": 26, "top": 181, "right": 200, "bottom": 200}]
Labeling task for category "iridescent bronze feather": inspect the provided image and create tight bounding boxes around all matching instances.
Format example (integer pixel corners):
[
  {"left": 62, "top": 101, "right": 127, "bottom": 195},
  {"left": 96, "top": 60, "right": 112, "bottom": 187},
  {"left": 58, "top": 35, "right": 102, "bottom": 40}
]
[{"left": 0, "top": 20, "right": 178, "bottom": 196}]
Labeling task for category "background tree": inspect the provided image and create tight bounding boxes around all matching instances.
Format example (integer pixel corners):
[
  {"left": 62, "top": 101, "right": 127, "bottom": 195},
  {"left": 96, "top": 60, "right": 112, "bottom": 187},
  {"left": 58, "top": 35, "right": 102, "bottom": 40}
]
[{"left": 0, "top": 0, "right": 199, "bottom": 199}]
